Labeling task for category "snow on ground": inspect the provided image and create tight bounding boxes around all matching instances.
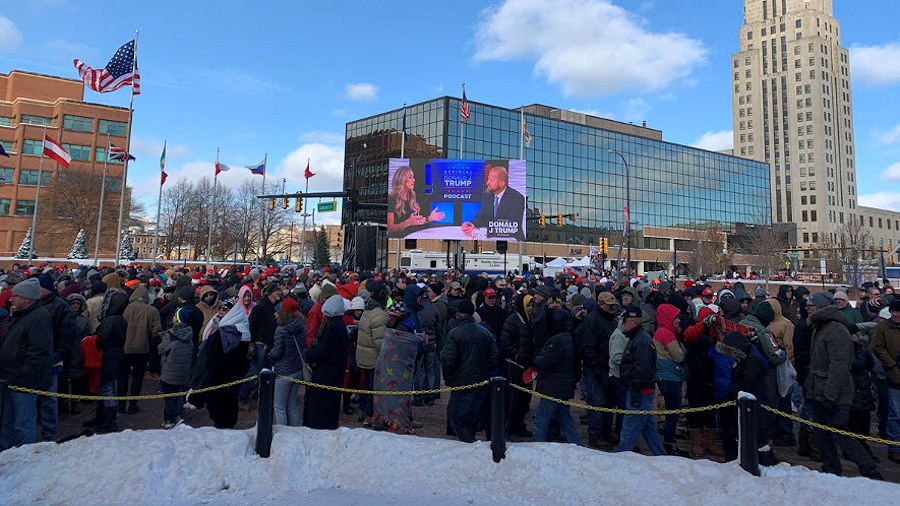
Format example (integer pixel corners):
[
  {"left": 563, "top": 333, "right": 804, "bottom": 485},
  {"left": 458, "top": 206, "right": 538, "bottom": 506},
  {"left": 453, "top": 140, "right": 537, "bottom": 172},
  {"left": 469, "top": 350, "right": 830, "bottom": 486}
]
[{"left": 1, "top": 426, "right": 897, "bottom": 505}]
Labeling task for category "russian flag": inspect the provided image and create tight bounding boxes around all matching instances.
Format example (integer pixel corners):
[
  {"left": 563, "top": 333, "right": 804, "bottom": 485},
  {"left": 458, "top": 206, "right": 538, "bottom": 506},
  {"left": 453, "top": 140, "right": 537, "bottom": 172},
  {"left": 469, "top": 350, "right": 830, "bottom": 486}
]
[{"left": 246, "top": 159, "right": 266, "bottom": 176}]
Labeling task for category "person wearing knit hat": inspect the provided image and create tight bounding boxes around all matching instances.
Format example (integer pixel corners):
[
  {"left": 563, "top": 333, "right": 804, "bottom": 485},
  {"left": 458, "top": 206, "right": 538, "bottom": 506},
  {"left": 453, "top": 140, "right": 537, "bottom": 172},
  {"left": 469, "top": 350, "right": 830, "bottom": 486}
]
[
  {"left": 11, "top": 277, "right": 41, "bottom": 301},
  {"left": 809, "top": 291, "right": 834, "bottom": 309},
  {"left": 302, "top": 294, "right": 349, "bottom": 430}
]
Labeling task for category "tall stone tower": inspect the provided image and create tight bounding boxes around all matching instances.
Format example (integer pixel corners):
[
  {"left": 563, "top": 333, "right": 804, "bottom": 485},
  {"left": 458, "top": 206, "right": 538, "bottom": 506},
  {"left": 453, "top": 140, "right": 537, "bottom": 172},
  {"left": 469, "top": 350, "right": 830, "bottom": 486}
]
[{"left": 733, "top": 0, "right": 856, "bottom": 247}]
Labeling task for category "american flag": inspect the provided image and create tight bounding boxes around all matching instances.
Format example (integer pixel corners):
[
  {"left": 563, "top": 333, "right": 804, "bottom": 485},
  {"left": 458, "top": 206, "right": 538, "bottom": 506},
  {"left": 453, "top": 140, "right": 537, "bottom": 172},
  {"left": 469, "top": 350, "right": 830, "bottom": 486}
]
[
  {"left": 108, "top": 142, "right": 135, "bottom": 162},
  {"left": 74, "top": 39, "right": 141, "bottom": 95},
  {"left": 460, "top": 89, "right": 470, "bottom": 122},
  {"left": 522, "top": 116, "right": 532, "bottom": 147}
]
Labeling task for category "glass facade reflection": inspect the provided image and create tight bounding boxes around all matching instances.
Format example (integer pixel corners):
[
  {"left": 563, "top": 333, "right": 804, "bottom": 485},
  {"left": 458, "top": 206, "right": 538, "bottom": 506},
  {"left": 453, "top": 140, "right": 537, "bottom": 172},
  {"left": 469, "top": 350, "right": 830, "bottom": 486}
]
[{"left": 344, "top": 97, "right": 771, "bottom": 247}]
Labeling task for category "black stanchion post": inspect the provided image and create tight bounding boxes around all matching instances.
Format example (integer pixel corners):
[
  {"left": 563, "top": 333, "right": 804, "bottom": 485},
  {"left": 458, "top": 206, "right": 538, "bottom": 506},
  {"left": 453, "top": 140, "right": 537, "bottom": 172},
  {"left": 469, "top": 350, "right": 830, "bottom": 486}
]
[
  {"left": 490, "top": 376, "right": 508, "bottom": 463},
  {"left": 255, "top": 369, "right": 275, "bottom": 458},
  {"left": 737, "top": 391, "right": 760, "bottom": 476}
]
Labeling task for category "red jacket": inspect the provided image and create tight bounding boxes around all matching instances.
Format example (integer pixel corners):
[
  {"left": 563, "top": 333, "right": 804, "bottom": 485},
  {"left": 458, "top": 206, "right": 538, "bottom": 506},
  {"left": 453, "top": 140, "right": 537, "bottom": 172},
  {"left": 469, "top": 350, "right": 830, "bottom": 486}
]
[{"left": 305, "top": 300, "right": 324, "bottom": 348}]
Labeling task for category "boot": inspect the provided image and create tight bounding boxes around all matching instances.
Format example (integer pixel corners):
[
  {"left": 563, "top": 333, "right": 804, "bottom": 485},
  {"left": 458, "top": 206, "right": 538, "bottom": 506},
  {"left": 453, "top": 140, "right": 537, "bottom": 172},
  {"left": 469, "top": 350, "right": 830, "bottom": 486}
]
[
  {"left": 808, "top": 432, "right": 823, "bottom": 462},
  {"left": 82, "top": 404, "right": 105, "bottom": 428},
  {"left": 688, "top": 429, "right": 705, "bottom": 458},
  {"left": 703, "top": 429, "right": 725, "bottom": 458},
  {"left": 126, "top": 401, "right": 139, "bottom": 414},
  {"left": 96, "top": 408, "right": 119, "bottom": 434},
  {"left": 118, "top": 400, "right": 127, "bottom": 414},
  {"left": 797, "top": 428, "right": 812, "bottom": 457},
  {"left": 664, "top": 442, "right": 688, "bottom": 457}
]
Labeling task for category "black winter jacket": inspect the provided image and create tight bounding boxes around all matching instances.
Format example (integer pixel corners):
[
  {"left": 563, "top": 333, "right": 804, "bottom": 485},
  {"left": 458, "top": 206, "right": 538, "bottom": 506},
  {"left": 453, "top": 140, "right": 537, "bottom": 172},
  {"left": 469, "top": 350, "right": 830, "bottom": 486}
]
[
  {"left": 793, "top": 316, "right": 813, "bottom": 386},
  {"left": 619, "top": 327, "right": 656, "bottom": 389},
  {"left": 500, "top": 312, "right": 530, "bottom": 365},
  {"left": 477, "top": 303, "right": 506, "bottom": 339},
  {"left": 96, "top": 292, "right": 129, "bottom": 382},
  {"left": 534, "top": 330, "right": 577, "bottom": 400},
  {"left": 442, "top": 317, "right": 500, "bottom": 387},
  {"left": 249, "top": 297, "right": 278, "bottom": 347},
  {"left": 574, "top": 307, "right": 616, "bottom": 374},
  {"left": 41, "top": 293, "right": 79, "bottom": 373},
  {"left": 851, "top": 337, "right": 875, "bottom": 412},
  {"left": 0, "top": 303, "right": 53, "bottom": 389}
]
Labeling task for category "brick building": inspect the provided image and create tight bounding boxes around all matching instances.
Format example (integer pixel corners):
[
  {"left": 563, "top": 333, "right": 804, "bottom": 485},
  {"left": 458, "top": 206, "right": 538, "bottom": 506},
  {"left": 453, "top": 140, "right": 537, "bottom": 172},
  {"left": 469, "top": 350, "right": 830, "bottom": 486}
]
[{"left": 0, "top": 70, "right": 131, "bottom": 257}]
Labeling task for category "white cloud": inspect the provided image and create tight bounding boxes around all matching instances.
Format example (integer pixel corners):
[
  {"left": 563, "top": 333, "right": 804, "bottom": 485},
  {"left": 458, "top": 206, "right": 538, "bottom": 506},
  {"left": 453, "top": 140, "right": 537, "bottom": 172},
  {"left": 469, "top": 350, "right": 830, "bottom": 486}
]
[
  {"left": 473, "top": 0, "right": 707, "bottom": 97},
  {"left": 42, "top": 38, "right": 93, "bottom": 59},
  {"left": 851, "top": 42, "right": 900, "bottom": 86},
  {"left": 343, "top": 83, "right": 378, "bottom": 101},
  {"left": 622, "top": 98, "right": 651, "bottom": 122},
  {"left": 0, "top": 16, "right": 23, "bottom": 53},
  {"left": 692, "top": 130, "right": 733, "bottom": 152},
  {"left": 276, "top": 142, "right": 345, "bottom": 192},
  {"left": 876, "top": 124, "right": 900, "bottom": 145},
  {"left": 880, "top": 162, "right": 900, "bottom": 182},
  {"left": 859, "top": 192, "right": 900, "bottom": 213},
  {"left": 299, "top": 131, "right": 345, "bottom": 145}
]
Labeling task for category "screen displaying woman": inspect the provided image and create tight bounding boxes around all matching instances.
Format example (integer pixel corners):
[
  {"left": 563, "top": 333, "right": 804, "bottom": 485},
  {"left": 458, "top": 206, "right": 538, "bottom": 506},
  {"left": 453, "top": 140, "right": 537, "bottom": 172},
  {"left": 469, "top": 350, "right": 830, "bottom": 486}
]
[{"left": 387, "top": 165, "right": 443, "bottom": 234}]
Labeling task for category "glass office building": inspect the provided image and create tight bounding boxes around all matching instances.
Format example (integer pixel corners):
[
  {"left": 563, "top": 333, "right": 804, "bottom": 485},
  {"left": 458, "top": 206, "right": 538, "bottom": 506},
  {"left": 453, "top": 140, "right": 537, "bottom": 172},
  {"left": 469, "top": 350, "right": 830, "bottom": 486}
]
[{"left": 344, "top": 97, "right": 771, "bottom": 250}]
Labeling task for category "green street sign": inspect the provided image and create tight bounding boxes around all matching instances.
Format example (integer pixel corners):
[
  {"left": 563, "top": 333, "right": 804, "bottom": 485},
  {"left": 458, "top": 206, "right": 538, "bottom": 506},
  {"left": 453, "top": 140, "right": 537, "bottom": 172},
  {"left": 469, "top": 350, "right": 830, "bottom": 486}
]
[
  {"left": 787, "top": 252, "right": 800, "bottom": 258},
  {"left": 317, "top": 200, "right": 337, "bottom": 212}
]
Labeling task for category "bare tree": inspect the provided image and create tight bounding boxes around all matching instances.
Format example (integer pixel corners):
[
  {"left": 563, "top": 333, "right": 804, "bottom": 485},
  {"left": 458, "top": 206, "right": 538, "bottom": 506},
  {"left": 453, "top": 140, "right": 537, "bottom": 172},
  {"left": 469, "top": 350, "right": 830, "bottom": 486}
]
[
  {"left": 691, "top": 225, "right": 731, "bottom": 278},
  {"left": 740, "top": 223, "right": 788, "bottom": 287},
  {"left": 822, "top": 216, "right": 875, "bottom": 289}
]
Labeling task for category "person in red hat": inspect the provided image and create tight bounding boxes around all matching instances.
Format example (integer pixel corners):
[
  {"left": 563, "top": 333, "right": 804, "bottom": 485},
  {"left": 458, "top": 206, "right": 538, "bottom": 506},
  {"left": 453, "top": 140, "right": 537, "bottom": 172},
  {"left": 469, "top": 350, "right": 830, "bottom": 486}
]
[{"left": 476, "top": 287, "right": 504, "bottom": 339}]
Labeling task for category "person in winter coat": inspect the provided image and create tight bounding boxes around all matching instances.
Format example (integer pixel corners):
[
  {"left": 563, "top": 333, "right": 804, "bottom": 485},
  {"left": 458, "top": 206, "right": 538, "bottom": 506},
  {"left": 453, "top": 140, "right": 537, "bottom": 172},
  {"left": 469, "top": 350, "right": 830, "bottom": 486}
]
[
  {"left": 196, "top": 285, "right": 220, "bottom": 332},
  {"left": 65, "top": 293, "right": 91, "bottom": 399},
  {"left": 681, "top": 306, "right": 725, "bottom": 458},
  {"left": 500, "top": 293, "right": 534, "bottom": 438},
  {"left": 871, "top": 298, "right": 900, "bottom": 463},
  {"left": 417, "top": 289, "right": 443, "bottom": 405},
  {"left": 476, "top": 287, "right": 506, "bottom": 340},
  {"left": 88, "top": 290, "right": 129, "bottom": 434},
  {"left": 268, "top": 298, "right": 307, "bottom": 426},
  {"left": 158, "top": 309, "right": 194, "bottom": 428},
  {"left": 442, "top": 300, "right": 500, "bottom": 443},
  {"left": 120, "top": 286, "right": 162, "bottom": 414},
  {"left": 84, "top": 280, "right": 106, "bottom": 332},
  {"left": 0, "top": 279, "right": 53, "bottom": 451},
  {"left": 652, "top": 303, "right": 687, "bottom": 455},
  {"left": 531, "top": 307, "right": 582, "bottom": 446},
  {"left": 806, "top": 299, "right": 882, "bottom": 479},
  {"left": 740, "top": 301, "right": 785, "bottom": 447},
  {"left": 240, "top": 283, "right": 282, "bottom": 404},
  {"left": 616, "top": 305, "right": 665, "bottom": 456},
  {"left": 574, "top": 291, "right": 619, "bottom": 448},
  {"left": 715, "top": 331, "right": 769, "bottom": 462},
  {"left": 303, "top": 295, "right": 349, "bottom": 430},
  {"left": 765, "top": 300, "right": 795, "bottom": 362},
  {"left": 356, "top": 283, "right": 389, "bottom": 420},
  {"left": 775, "top": 285, "right": 799, "bottom": 324},
  {"left": 849, "top": 331, "right": 877, "bottom": 459},
  {"left": 36, "top": 274, "right": 78, "bottom": 443},
  {"left": 192, "top": 299, "right": 250, "bottom": 429}
]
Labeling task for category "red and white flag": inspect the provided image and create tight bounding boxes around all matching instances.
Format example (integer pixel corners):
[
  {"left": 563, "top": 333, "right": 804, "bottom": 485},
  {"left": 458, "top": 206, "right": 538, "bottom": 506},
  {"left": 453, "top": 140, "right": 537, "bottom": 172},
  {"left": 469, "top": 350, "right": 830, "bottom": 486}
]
[
  {"left": 43, "top": 135, "right": 71, "bottom": 168},
  {"left": 215, "top": 161, "right": 230, "bottom": 176},
  {"left": 304, "top": 161, "right": 315, "bottom": 179},
  {"left": 460, "top": 89, "right": 470, "bottom": 122}
]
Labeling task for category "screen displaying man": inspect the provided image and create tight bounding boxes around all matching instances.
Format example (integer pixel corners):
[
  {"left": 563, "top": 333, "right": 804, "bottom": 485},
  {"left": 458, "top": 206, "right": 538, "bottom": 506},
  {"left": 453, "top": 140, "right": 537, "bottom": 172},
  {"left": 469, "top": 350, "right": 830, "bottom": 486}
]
[{"left": 460, "top": 165, "right": 525, "bottom": 240}]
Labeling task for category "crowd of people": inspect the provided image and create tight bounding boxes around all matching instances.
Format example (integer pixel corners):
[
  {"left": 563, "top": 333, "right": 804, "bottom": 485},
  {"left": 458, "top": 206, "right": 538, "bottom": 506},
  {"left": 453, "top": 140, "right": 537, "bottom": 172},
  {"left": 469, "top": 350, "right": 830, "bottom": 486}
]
[{"left": 0, "top": 262, "right": 898, "bottom": 481}]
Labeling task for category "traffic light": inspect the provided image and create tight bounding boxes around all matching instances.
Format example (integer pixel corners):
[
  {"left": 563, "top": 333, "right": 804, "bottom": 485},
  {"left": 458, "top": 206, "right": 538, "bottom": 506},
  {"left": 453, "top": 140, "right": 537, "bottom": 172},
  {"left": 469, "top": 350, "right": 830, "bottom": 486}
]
[
  {"left": 282, "top": 197, "right": 289, "bottom": 209},
  {"left": 557, "top": 214, "right": 563, "bottom": 227},
  {"left": 337, "top": 230, "right": 342, "bottom": 247},
  {"left": 540, "top": 214, "right": 546, "bottom": 228},
  {"left": 295, "top": 198, "right": 302, "bottom": 212},
  {"left": 572, "top": 213, "right": 578, "bottom": 222},
  {"left": 268, "top": 197, "right": 276, "bottom": 210},
  {"left": 478, "top": 244, "right": 483, "bottom": 254},
  {"left": 598, "top": 237, "right": 608, "bottom": 255}
]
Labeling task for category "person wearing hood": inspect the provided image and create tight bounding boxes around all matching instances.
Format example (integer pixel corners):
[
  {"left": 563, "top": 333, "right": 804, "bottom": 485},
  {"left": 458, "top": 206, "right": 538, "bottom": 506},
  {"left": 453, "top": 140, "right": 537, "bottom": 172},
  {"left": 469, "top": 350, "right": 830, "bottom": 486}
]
[
  {"left": 575, "top": 291, "right": 619, "bottom": 448},
  {"left": 192, "top": 299, "right": 250, "bottom": 429},
  {"left": 714, "top": 331, "right": 769, "bottom": 462},
  {"left": 120, "top": 286, "right": 162, "bottom": 414},
  {"left": 531, "top": 307, "right": 582, "bottom": 446},
  {"left": 653, "top": 303, "right": 687, "bottom": 456},
  {"left": 617, "top": 304, "right": 665, "bottom": 456},
  {"left": 237, "top": 284, "right": 257, "bottom": 318},
  {"left": 764, "top": 298, "right": 797, "bottom": 448},
  {"left": 793, "top": 286, "right": 811, "bottom": 320},
  {"left": 442, "top": 300, "right": 500, "bottom": 443},
  {"left": 806, "top": 296, "right": 882, "bottom": 479},
  {"left": 719, "top": 297, "right": 743, "bottom": 323},
  {"left": 303, "top": 295, "right": 349, "bottom": 430},
  {"left": 681, "top": 305, "right": 725, "bottom": 458},
  {"left": 196, "top": 285, "right": 220, "bottom": 333},
  {"left": 268, "top": 298, "right": 307, "bottom": 427},
  {"left": 500, "top": 293, "right": 534, "bottom": 438},
  {"left": 740, "top": 300, "right": 787, "bottom": 447},
  {"left": 305, "top": 282, "right": 338, "bottom": 348},
  {"left": 775, "top": 285, "right": 799, "bottom": 324},
  {"left": 239, "top": 283, "right": 282, "bottom": 405},
  {"left": 356, "top": 281, "right": 389, "bottom": 420},
  {"left": 84, "top": 279, "right": 107, "bottom": 332},
  {"left": 87, "top": 290, "right": 129, "bottom": 434},
  {"left": 158, "top": 308, "right": 195, "bottom": 429},
  {"left": 66, "top": 293, "right": 92, "bottom": 398},
  {"left": 619, "top": 286, "right": 639, "bottom": 308},
  {"left": 639, "top": 288, "right": 663, "bottom": 336}
]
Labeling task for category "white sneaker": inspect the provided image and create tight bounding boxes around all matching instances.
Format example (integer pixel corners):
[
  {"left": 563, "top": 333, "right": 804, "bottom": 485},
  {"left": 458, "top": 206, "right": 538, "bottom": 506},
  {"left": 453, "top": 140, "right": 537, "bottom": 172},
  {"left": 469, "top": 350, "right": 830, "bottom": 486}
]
[{"left": 161, "top": 420, "right": 176, "bottom": 429}]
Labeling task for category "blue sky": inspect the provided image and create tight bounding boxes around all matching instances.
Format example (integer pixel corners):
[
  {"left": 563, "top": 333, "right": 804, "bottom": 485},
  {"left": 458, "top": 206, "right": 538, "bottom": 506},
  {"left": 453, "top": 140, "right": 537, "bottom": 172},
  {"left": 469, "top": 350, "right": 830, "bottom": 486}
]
[{"left": 3, "top": 0, "right": 900, "bottom": 223}]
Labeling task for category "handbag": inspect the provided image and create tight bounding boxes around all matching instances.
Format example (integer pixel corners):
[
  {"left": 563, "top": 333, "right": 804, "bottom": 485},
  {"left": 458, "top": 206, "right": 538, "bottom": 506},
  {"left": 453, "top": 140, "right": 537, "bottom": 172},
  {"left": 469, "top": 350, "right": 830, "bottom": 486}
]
[
  {"left": 290, "top": 330, "right": 313, "bottom": 382},
  {"left": 775, "top": 353, "right": 797, "bottom": 398}
]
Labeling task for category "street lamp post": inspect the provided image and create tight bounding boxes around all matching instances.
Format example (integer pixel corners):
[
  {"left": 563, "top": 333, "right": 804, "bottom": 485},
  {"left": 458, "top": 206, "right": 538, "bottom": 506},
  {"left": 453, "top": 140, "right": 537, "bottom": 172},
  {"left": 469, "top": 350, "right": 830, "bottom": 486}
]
[{"left": 608, "top": 149, "right": 631, "bottom": 275}]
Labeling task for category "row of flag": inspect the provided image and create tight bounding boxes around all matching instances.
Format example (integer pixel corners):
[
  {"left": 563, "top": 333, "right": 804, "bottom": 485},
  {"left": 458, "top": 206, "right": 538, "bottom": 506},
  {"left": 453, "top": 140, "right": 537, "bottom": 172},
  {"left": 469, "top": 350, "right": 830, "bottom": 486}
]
[
  {"left": 0, "top": 134, "right": 129, "bottom": 168},
  {"left": 457, "top": 85, "right": 531, "bottom": 146}
]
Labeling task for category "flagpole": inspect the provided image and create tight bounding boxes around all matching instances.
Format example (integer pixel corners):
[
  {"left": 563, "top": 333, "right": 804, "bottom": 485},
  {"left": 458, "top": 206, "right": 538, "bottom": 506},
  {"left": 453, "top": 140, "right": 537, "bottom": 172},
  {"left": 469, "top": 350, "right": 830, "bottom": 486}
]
[
  {"left": 207, "top": 147, "right": 219, "bottom": 263},
  {"left": 114, "top": 29, "right": 139, "bottom": 267},
  {"left": 400, "top": 102, "right": 406, "bottom": 158},
  {"left": 94, "top": 133, "right": 110, "bottom": 265},
  {"left": 29, "top": 124, "right": 48, "bottom": 264},
  {"left": 518, "top": 106, "right": 524, "bottom": 275},
  {"left": 300, "top": 158, "right": 309, "bottom": 266},
  {"left": 458, "top": 83, "right": 465, "bottom": 159},
  {"left": 152, "top": 140, "right": 165, "bottom": 266},
  {"left": 258, "top": 155, "right": 267, "bottom": 261}
]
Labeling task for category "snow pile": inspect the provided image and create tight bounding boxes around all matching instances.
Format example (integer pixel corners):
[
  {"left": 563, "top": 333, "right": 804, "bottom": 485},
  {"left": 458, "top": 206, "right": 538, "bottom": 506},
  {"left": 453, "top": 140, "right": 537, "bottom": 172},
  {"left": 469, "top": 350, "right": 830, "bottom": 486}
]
[{"left": 1, "top": 426, "right": 897, "bottom": 505}]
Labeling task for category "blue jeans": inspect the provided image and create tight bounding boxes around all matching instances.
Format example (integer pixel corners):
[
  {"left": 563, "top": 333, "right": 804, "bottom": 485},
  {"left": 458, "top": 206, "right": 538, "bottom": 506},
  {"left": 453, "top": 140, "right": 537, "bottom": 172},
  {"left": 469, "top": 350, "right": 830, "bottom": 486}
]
[
  {"left": 657, "top": 379, "right": 682, "bottom": 444},
  {"left": 239, "top": 343, "right": 268, "bottom": 402},
  {"left": 1, "top": 389, "right": 37, "bottom": 451},
  {"left": 359, "top": 368, "right": 375, "bottom": 417},
  {"left": 887, "top": 386, "right": 900, "bottom": 455},
  {"left": 160, "top": 381, "right": 185, "bottom": 422},
  {"left": 37, "top": 374, "right": 58, "bottom": 441},
  {"left": 414, "top": 342, "right": 438, "bottom": 403},
  {"left": 274, "top": 371, "right": 302, "bottom": 426},
  {"left": 98, "top": 379, "right": 117, "bottom": 409},
  {"left": 617, "top": 389, "right": 666, "bottom": 456},
  {"left": 581, "top": 370, "right": 605, "bottom": 439},
  {"left": 532, "top": 398, "right": 582, "bottom": 446}
]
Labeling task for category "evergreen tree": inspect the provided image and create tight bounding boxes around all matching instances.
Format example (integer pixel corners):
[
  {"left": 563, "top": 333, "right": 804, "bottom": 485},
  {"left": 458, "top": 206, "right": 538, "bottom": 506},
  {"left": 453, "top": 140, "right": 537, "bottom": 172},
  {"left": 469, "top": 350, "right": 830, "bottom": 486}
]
[
  {"left": 118, "top": 232, "right": 136, "bottom": 262},
  {"left": 67, "top": 229, "right": 90, "bottom": 259},
  {"left": 314, "top": 227, "right": 331, "bottom": 268},
  {"left": 14, "top": 228, "right": 35, "bottom": 259}
]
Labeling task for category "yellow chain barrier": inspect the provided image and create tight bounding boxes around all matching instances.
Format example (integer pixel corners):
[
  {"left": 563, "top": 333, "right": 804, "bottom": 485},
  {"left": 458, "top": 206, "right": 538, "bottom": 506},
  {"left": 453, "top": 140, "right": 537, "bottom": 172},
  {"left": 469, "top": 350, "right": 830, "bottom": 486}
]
[
  {"left": 278, "top": 375, "right": 489, "bottom": 396},
  {"left": 6, "top": 375, "right": 258, "bottom": 401},
  {"left": 509, "top": 382, "right": 736, "bottom": 415},
  {"left": 759, "top": 404, "right": 900, "bottom": 447}
]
